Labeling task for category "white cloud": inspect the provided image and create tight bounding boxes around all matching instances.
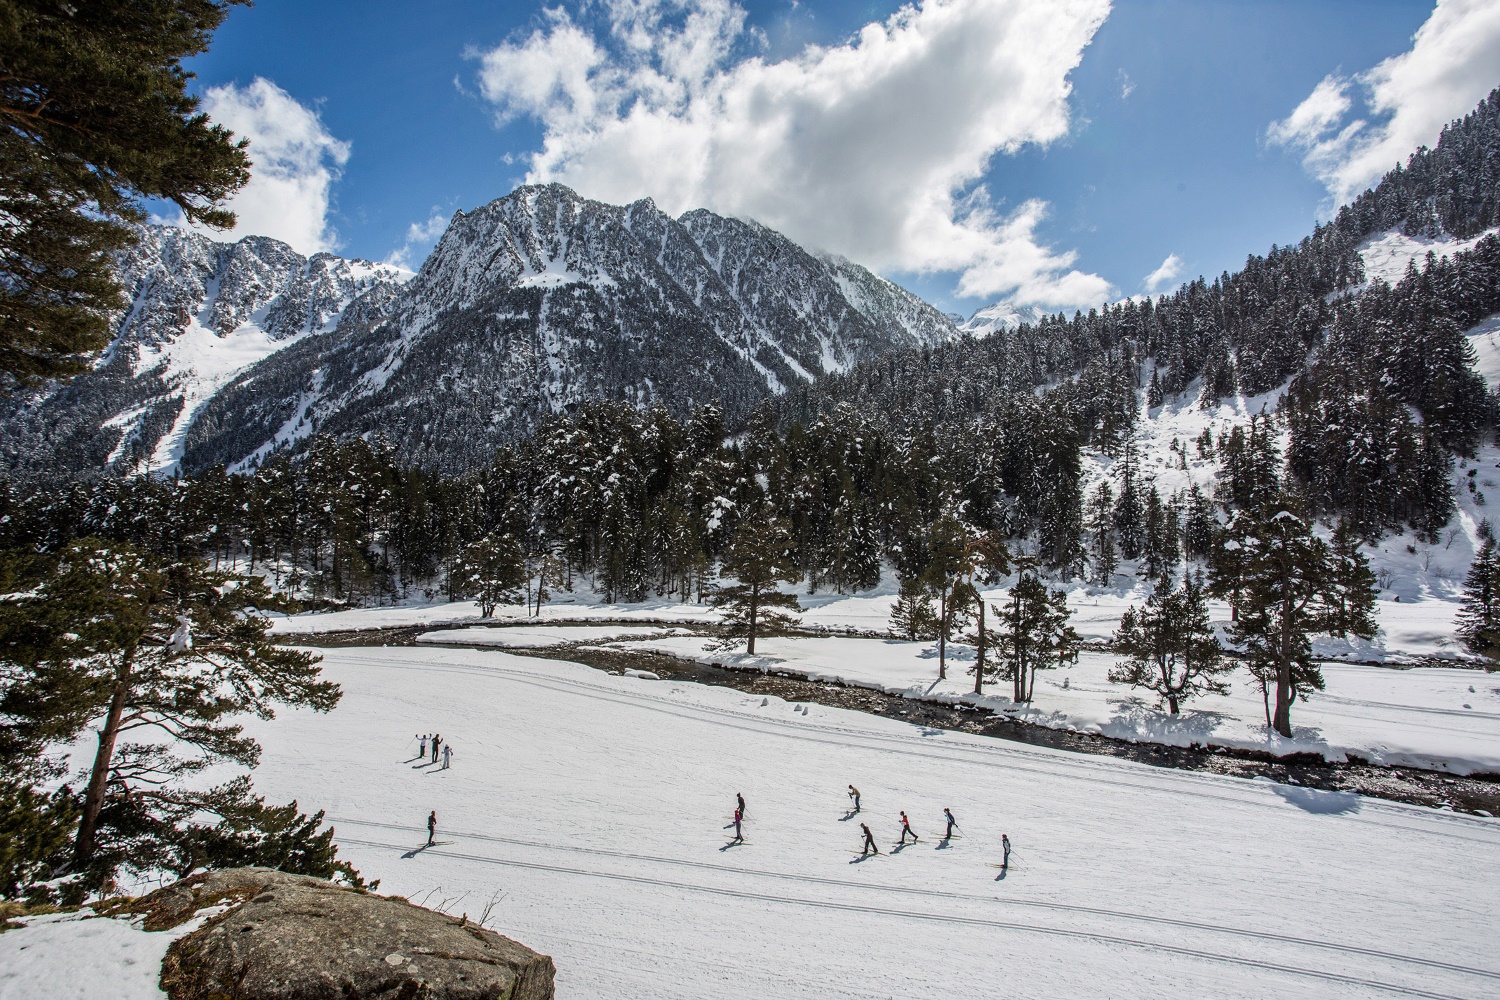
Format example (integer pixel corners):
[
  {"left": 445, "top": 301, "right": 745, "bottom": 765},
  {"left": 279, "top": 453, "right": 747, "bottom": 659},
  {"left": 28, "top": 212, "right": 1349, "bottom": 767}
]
[
  {"left": 173, "top": 78, "right": 351, "bottom": 254},
  {"left": 471, "top": 0, "right": 1114, "bottom": 310},
  {"left": 384, "top": 210, "right": 451, "bottom": 270},
  {"left": 1142, "top": 253, "right": 1183, "bottom": 294},
  {"left": 1269, "top": 0, "right": 1500, "bottom": 207},
  {"left": 1118, "top": 69, "right": 1134, "bottom": 100},
  {"left": 1146, "top": 251, "right": 1182, "bottom": 295}
]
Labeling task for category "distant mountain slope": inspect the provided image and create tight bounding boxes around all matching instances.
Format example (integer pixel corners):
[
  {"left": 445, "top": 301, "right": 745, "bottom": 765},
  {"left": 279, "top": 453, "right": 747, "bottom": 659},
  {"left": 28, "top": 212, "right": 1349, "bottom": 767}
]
[
  {"left": 178, "top": 184, "right": 958, "bottom": 473},
  {"left": 0, "top": 185, "right": 957, "bottom": 478},
  {"left": 0, "top": 227, "right": 410, "bottom": 477}
]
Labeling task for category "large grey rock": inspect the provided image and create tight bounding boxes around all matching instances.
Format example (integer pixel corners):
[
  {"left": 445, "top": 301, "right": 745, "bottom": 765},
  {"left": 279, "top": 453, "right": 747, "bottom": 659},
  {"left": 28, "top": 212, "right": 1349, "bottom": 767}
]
[{"left": 138, "top": 868, "right": 554, "bottom": 1000}]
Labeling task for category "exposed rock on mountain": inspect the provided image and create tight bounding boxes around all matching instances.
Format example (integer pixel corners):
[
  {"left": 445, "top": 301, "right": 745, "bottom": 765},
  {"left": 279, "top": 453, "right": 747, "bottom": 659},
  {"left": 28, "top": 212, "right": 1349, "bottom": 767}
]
[
  {"left": 183, "top": 184, "right": 957, "bottom": 473},
  {"left": 0, "top": 226, "right": 409, "bottom": 478},
  {"left": 3, "top": 184, "right": 957, "bottom": 477}
]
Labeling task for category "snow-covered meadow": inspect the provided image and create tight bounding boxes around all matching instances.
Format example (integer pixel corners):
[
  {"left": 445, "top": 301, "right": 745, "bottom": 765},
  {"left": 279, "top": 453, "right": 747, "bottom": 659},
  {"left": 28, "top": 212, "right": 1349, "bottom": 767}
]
[{"left": 26, "top": 643, "right": 1496, "bottom": 1000}]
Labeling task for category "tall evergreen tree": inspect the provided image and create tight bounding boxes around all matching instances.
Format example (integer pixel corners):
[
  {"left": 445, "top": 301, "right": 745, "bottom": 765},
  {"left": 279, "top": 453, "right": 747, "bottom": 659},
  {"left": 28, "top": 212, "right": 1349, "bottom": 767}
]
[
  {"left": 1110, "top": 572, "right": 1228, "bottom": 713},
  {"left": 991, "top": 570, "right": 1079, "bottom": 704},
  {"left": 1224, "top": 501, "right": 1375, "bottom": 737},
  {"left": 711, "top": 515, "right": 802, "bottom": 655},
  {"left": 0, "top": 539, "right": 339, "bottom": 881},
  {"left": 888, "top": 576, "right": 939, "bottom": 641},
  {"left": 1456, "top": 537, "right": 1500, "bottom": 662},
  {"left": 1, "top": 0, "right": 253, "bottom": 388},
  {"left": 454, "top": 532, "right": 527, "bottom": 618}
]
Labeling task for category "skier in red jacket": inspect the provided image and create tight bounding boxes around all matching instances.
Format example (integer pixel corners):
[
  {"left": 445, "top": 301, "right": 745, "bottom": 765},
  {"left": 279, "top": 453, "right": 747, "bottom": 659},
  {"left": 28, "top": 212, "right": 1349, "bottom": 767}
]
[{"left": 898, "top": 810, "right": 919, "bottom": 845}]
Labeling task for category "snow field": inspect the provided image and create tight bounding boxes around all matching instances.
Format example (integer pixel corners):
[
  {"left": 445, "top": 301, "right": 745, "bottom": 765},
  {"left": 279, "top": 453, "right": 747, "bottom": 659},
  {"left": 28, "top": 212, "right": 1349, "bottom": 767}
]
[
  {"left": 232, "top": 645, "right": 1498, "bottom": 999},
  {"left": 632, "top": 635, "right": 1500, "bottom": 775}
]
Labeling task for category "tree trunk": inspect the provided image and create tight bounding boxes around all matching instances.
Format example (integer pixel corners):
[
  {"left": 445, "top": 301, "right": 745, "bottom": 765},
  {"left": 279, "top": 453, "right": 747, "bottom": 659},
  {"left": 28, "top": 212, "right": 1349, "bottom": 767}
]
[
  {"left": 74, "top": 649, "right": 134, "bottom": 869},
  {"left": 973, "top": 600, "right": 986, "bottom": 695},
  {"left": 937, "top": 589, "right": 947, "bottom": 679},
  {"left": 1273, "top": 591, "right": 1295, "bottom": 737},
  {"left": 747, "top": 583, "right": 760, "bottom": 655}
]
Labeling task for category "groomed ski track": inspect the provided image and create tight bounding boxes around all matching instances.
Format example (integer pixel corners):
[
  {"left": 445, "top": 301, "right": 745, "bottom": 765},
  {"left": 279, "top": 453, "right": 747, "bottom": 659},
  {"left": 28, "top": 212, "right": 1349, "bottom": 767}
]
[{"left": 246, "top": 646, "right": 1500, "bottom": 999}]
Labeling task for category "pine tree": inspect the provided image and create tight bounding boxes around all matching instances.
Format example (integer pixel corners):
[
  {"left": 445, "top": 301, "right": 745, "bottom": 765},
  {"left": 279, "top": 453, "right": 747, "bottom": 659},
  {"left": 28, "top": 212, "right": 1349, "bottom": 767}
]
[
  {"left": 0, "top": 539, "right": 339, "bottom": 882},
  {"left": 1, "top": 0, "right": 252, "bottom": 388},
  {"left": 1456, "top": 538, "right": 1500, "bottom": 662},
  {"left": 991, "top": 570, "right": 1079, "bottom": 704},
  {"left": 1147, "top": 368, "right": 1164, "bottom": 409},
  {"left": 1086, "top": 481, "right": 1118, "bottom": 586},
  {"left": 888, "top": 576, "right": 939, "bottom": 641},
  {"left": 1110, "top": 572, "right": 1228, "bottom": 713},
  {"left": 454, "top": 533, "right": 526, "bottom": 618},
  {"left": 1114, "top": 444, "right": 1145, "bottom": 560},
  {"left": 1325, "top": 519, "right": 1378, "bottom": 638},
  {"left": 711, "top": 515, "right": 802, "bottom": 655},
  {"left": 1226, "top": 501, "right": 1373, "bottom": 737}
]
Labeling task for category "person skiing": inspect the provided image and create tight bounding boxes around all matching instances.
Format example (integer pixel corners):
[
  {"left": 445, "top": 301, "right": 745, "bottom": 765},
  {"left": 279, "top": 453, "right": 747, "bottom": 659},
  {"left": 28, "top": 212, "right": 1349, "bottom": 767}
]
[
  {"left": 859, "top": 822, "right": 879, "bottom": 856},
  {"left": 898, "top": 810, "right": 919, "bottom": 845},
  {"left": 431, "top": 734, "right": 441, "bottom": 764},
  {"left": 427, "top": 810, "right": 437, "bottom": 846},
  {"left": 943, "top": 807, "right": 958, "bottom": 839},
  {"left": 1001, "top": 833, "right": 1012, "bottom": 869},
  {"left": 441, "top": 744, "right": 452, "bottom": 770},
  {"left": 736, "top": 792, "right": 746, "bottom": 817},
  {"left": 731, "top": 807, "right": 744, "bottom": 844},
  {"left": 419, "top": 734, "right": 427, "bottom": 759},
  {"left": 847, "top": 785, "right": 860, "bottom": 812}
]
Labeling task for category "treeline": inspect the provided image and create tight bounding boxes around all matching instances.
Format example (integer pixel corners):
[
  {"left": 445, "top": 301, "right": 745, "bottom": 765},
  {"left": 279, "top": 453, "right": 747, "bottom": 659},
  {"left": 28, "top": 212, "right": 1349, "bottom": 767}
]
[{"left": 781, "top": 88, "right": 1500, "bottom": 446}]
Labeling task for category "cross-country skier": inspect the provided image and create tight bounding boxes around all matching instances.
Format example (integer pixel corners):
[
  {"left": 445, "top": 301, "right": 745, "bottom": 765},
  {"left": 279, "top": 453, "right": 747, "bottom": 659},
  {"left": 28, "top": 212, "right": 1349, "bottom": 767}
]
[
  {"left": 737, "top": 792, "right": 746, "bottom": 817},
  {"left": 898, "top": 810, "right": 919, "bottom": 845},
  {"left": 848, "top": 785, "right": 860, "bottom": 812},
  {"left": 419, "top": 734, "right": 427, "bottom": 758},
  {"left": 859, "top": 822, "right": 879, "bottom": 856},
  {"left": 732, "top": 808, "right": 744, "bottom": 843},
  {"left": 441, "top": 744, "right": 452, "bottom": 769},
  {"left": 427, "top": 810, "right": 437, "bottom": 846},
  {"left": 943, "top": 807, "right": 958, "bottom": 839},
  {"left": 431, "top": 734, "right": 441, "bottom": 763},
  {"left": 1001, "top": 833, "right": 1011, "bottom": 869}
]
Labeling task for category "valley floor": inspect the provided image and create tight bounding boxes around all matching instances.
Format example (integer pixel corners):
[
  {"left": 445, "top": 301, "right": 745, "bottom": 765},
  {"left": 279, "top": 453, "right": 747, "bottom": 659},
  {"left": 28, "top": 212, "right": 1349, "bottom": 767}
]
[
  {"left": 238, "top": 646, "right": 1500, "bottom": 998},
  {"left": 273, "top": 587, "right": 1500, "bottom": 776}
]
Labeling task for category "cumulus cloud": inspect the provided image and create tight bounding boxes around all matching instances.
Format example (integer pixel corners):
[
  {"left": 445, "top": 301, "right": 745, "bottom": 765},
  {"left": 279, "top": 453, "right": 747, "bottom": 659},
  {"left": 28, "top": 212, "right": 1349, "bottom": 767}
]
[
  {"left": 1268, "top": 0, "right": 1500, "bottom": 207},
  {"left": 384, "top": 210, "right": 451, "bottom": 270},
  {"left": 471, "top": 0, "right": 1114, "bottom": 309},
  {"left": 1142, "top": 253, "right": 1183, "bottom": 294},
  {"left": 172, "top": 78, "right": 351, "bottom": 254}
]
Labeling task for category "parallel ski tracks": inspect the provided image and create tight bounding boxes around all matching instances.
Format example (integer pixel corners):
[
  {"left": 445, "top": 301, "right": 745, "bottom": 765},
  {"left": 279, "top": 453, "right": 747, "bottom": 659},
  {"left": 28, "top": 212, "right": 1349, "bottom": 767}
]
[
  {"left": 335, "top": 826, "right": 1487, "bottom": 999},
  {"left": 341, "top": 651, "right": 1500, "bottom": 843},
  {"left": 333, "top": 815, "right": 1497, "bottom": 989}
]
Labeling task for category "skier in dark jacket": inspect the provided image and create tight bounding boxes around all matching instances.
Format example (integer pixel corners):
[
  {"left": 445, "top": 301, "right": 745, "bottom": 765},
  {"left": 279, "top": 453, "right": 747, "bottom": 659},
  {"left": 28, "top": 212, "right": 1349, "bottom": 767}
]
[
  {"left": 943, "top": 807, "right": 958, "bottom": 839},
  {"left": 847, "top": 785, "right": 860, "bottom": 812},
  {"left": 898, "top": 810, "right": 919, "bottom": 844},
  {"left": 859, "top": 822, "right": 879, "bottom": 856},
  {"left": 736, "top": 792, "right": 745, "bottom": 817},
  {"left": 1001, "top": 833, "right": 1012, "bottom": 869},
  {"left": 427, "top": 810, "right": 437, "bottom": 846},
  {"left": 431, "top": 734, "right": 441, "bottom": 763}
]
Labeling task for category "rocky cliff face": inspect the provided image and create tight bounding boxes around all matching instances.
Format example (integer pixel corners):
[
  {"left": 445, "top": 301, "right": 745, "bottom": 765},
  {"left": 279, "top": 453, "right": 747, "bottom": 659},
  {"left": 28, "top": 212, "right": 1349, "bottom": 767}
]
[
  {"left": 0, "top": 184, "right": 959, "bottom": 477},
  {"left": 0, "top": 226, "right": 409, "bottom": 477}
]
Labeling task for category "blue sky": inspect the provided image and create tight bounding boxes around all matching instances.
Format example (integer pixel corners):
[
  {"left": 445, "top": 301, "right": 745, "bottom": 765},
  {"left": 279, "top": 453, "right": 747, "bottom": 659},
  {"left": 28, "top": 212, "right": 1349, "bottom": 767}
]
[{"left": 174, "top": 0, "right": 1498, "bottom": 315}]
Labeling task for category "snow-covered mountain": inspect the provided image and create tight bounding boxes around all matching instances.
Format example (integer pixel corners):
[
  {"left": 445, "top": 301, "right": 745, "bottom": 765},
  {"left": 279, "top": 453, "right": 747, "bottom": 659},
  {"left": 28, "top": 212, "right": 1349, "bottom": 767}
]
[
  {"left": 174, "top": 183, "right": 958, "bottom": 473},
  {"left": 959, "top": 300, "right": 1060, "bottom": 335},
  {"left": 0, "top": 226, "right": 411, "bottom": 477},
  {"left": 0, "top": 184, "right": 957, "bottom": 477}
]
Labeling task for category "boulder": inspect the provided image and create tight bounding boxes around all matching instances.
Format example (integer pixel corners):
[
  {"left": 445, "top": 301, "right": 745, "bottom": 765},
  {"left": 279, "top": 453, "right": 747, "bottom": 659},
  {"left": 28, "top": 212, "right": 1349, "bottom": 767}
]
[{"left": 137, "top": 868, "right": 554, "bottom": 1000}]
